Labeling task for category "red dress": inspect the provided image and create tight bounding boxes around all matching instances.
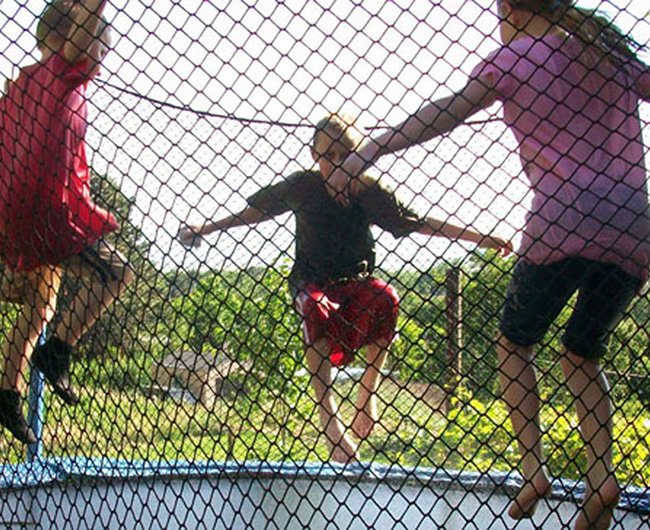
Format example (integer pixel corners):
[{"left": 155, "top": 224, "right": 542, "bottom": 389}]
[{"left": 0, "top": 52, "right": 118, "bottom": 271}]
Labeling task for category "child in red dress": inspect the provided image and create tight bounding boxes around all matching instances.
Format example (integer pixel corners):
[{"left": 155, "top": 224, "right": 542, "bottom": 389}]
[
  {"left": 0, "top": 0, "right": 134, "bottom": 444},
  {"left": 179, "top": 114, "right": 511, "bottom": 463}
]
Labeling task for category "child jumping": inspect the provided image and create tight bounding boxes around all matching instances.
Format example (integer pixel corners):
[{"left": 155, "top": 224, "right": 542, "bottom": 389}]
[
  {"left": 179, "top": 114, "right": 510, "bottom": 463},
  {"left": 329, "top": 1, "right": 650, "bottom": 528},
  {"left": 0, "top": 0, "right": 134, "bottom": 444}
]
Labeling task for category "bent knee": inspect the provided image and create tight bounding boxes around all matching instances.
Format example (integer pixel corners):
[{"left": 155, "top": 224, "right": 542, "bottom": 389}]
[
  {"left": 120, "top": 261, "right": 136, "bottom": 286},
  {"left": 496, "top": 332, "right": 534, "bottom": 359},
  {"left": 102, "top": 256, "right": 135, "bottom": 291},
  {"left": 562, "top": 348, "right": 602, "bottom": 370}
]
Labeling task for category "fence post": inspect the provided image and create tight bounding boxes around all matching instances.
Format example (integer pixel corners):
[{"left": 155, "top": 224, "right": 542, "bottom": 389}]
[{"left": 443, "top": 266, "right": 462, "bottom": 413}]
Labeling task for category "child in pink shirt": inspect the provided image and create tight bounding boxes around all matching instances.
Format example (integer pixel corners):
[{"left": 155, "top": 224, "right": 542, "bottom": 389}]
[{"left": 331, "top": 1, "right": 649, "bottom": 528}]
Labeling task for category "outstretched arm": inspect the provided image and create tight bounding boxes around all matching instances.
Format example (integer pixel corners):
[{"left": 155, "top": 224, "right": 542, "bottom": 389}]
[
  {"left": 419, "top": 216, "right": 513, "bottom": 256},
  {"left": 330, "top": 78, "right": 497, "bottom": 200},
  {"left": 63, "top": 0, "right": 108, "bottom": 64},
  {"left": 365, "top": 79, "right": 495, "bottom": 163},
  {"left": 178, "top": 206, "right": 268, "bottom": 248}
]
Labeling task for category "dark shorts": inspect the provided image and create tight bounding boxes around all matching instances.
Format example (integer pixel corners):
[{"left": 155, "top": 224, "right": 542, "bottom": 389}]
[
  {"left": 0, "top": 240, "right": 129, "bottom": 304},
  {"left": 499, "top": 258, "right": 641, "bottom": 359}
]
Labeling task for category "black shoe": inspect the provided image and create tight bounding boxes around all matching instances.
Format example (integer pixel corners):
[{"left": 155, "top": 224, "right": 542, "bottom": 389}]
[
  {"left": 32, "top": 337, "right": 80, "bottom": 406},
  {"left": 0, "top": 389, "right": 37, "bottom": 444}
]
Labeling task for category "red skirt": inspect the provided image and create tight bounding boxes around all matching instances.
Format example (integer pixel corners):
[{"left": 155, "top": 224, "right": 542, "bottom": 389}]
[{"left": 294, "top": 277, "right": 400, "bottom": 367}]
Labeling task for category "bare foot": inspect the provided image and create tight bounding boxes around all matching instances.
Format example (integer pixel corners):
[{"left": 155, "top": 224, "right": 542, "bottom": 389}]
[
  {"left": 508, "top": 475, "right": 552, "bottom": 520},
  {"left": 575, "top": 476, "right": 620, "bottom": 530},
  {"left": 324, "top": 422, "right": 359, "bottom": 464},
  {"left": 329, "top": 432, "right": 359, "bottom": 464},
  {"left": 351, "top": 394, "right": 378, "bottom": 440}
]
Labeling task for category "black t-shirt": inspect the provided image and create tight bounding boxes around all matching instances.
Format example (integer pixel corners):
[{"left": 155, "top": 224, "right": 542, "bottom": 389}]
[{"left": 247, "top": 170, "right": 424, "bottom": 291}]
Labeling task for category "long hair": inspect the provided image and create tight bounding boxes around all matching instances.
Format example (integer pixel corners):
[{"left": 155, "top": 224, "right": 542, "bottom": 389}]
[{"left": 506, "top": 0, "right": 646, "bottom": 73}]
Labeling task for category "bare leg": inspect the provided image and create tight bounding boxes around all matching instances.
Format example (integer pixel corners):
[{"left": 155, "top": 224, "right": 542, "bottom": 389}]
[
  {"left": 351, "top": 338, "right": 389, "bottom": 440},
  {"left": 55, "top": 259, "right": 134, "bottom": 346},
  {"left": 0, "top": 267, "right": 61, "bottom": 393},
  {"left": 561, "top": 351, "right": 620, "bottom": 530},
  {"left": 497, "top": 333, "right": 551, "bottom": 519},
  {"left": 305, "top": 338, "right": 358, "bottom": 463}
]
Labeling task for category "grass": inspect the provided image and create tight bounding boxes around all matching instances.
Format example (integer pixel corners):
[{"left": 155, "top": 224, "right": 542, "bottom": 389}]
[{"left": 2, "top": 376, "right": 649, "bottom": 491}]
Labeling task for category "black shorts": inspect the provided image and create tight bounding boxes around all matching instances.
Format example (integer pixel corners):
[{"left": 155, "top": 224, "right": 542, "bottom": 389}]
[{"left": 499, "top": 258, "right": 641, "bottom": 359}]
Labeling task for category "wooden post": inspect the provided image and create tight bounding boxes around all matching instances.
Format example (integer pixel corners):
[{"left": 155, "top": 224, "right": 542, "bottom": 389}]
[{"left": 443, "top": 266, "right": 463, "bottom": 413}]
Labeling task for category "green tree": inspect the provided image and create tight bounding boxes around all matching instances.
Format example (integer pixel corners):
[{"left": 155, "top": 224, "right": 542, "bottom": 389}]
[{"left": 167, "top": 265, "right": 304, "bottom": 399}]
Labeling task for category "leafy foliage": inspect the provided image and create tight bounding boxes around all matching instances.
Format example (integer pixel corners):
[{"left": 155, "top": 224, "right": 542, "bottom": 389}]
[
  {"left": 4, "top": 229, "right": 650, "bottom": 486},
  {"left": 166, "top": 266, "right": 304, "bottom": 402}
]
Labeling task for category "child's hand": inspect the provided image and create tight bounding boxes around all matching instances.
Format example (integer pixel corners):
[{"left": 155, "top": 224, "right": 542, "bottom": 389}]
[
  {"left": 178, "top": 225, "right": 204, "bottom": 248},
  {"left": 327, "top": 151, "right": 367, "bottom": 205},
  {"left": 483, "top": 235, "right": 514, "bottom": 257},
  {"left": 316, "top": 294, "right": 340, "bottom": 314}
]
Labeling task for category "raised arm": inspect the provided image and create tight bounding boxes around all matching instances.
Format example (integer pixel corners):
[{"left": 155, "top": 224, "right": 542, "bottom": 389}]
[
  {"left": 330, "top": 77, "right": 497, "bottom": 201},
  {"left": 418, "top": 216, "right": 513, "bottom": 255},
  {"left": 367, "top": 79, "right": 494, "bottom": 163},
  {"left": 63, "top": 0, "right": 108, "bottom": 64},
  {"left": 178, "top": 206, "right": 269, "bottom": 248}
]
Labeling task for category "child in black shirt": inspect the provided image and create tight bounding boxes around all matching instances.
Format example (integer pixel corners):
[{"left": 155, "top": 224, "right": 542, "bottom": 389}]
[{"left": 180, "top": 114, "right": 510, "bottom": 463}]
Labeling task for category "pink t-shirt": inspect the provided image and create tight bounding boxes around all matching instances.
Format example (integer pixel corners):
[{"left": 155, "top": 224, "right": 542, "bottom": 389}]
[
  {"left": 472, "top": 34, "right": 650, "bottom": 282},
  {"left": 0, "top": 52, "right": 118, "bottom": 271}
]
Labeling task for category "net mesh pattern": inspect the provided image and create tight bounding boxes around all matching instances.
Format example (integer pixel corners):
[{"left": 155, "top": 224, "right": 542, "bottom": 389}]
[{"left": 0, "top": 1, "right": 649, "bottom": 529}]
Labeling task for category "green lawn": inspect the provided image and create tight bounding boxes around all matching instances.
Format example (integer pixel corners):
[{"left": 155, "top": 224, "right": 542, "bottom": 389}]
[{"left": 3, "top": 375, "right": 649, "bottom": 490}]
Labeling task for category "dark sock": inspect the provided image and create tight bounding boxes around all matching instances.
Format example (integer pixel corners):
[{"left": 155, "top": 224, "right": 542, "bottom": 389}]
[
  {"left": 0, "top": 389, "right": 37, "bottom": 444},
  {"left": 32, "top": 337, "right": 80, "bottom": 406}
]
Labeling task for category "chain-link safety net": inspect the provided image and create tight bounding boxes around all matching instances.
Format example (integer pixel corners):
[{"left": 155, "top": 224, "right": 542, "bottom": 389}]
[{"left": 1, "top": 0, "right": 649, "bottom": 529}]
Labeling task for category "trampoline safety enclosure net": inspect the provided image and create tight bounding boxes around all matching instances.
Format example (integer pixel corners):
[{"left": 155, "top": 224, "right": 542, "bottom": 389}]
[{"left": 0, "top": 1, "right": 649, "bottom": 529}]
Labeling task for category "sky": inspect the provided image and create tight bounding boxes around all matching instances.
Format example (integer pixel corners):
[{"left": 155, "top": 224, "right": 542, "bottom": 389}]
[{"left": 0, "top": 0, "right": 648, "bottom": 274}]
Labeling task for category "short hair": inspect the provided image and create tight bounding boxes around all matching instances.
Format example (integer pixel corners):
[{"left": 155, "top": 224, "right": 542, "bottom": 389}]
[
  {"left": 36, "top": 1, "right": 76, "bottom": 49},
  {"left": 36, "top": 0, "right": 110, "bottom": 51},
  {"left": 312, "top": 114, "right": 363, "bottom": 151}
]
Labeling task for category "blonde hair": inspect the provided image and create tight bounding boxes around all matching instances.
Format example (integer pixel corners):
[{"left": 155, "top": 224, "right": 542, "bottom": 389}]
[
  {"left": 313, "top": 114, "right": 364, "bottom": 151},
  {"left": 36, "top": 0, "right": 109, "bottom": 52},
  {"left": 504, "top": 0, "right": 645, "bottom": 73}
]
